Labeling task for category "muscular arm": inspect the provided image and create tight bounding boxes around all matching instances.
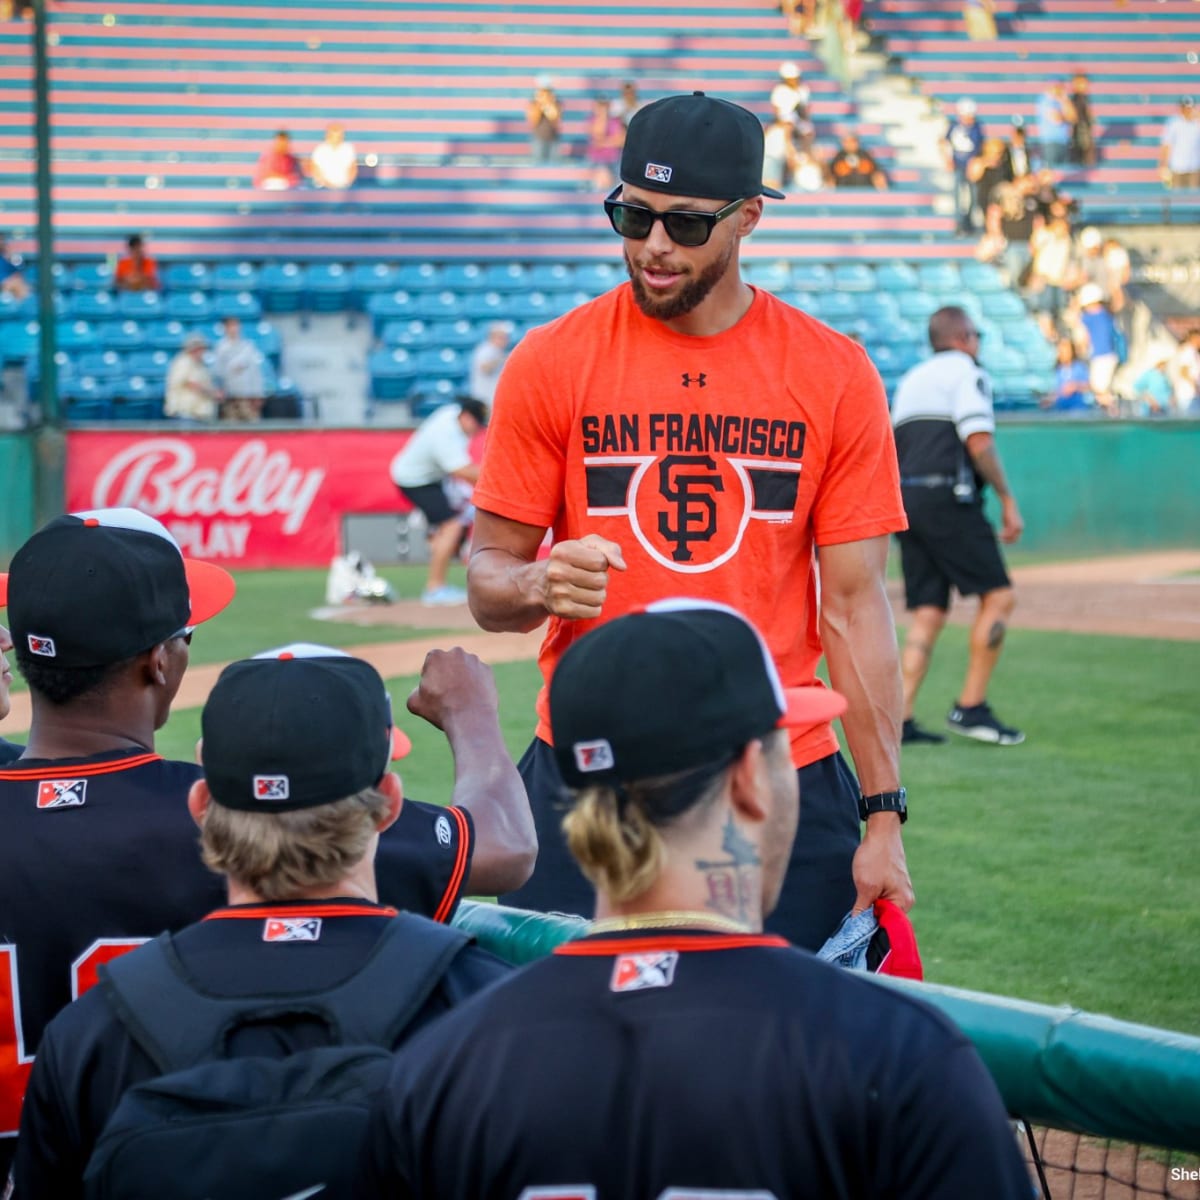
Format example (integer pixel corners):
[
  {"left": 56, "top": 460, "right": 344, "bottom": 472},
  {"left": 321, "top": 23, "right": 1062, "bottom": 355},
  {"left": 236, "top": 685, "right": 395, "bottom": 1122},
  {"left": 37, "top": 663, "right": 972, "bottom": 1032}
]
[
  {"left": 965, "top": 430, "right": 1023, "bottom": 543},
  {"left": 407, "top": 649, "right": 537, "bottom": 897},
  {"left": 817, "top": 536, "right": 913, "bottom": 913},
  {"left": 467, "top": 509, "right": 626, "bottom": 634}
]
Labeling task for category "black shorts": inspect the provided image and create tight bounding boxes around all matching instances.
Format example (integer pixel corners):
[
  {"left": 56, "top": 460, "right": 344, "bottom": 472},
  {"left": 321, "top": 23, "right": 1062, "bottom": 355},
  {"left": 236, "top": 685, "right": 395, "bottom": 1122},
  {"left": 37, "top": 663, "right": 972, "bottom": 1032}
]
[
  {"left": 398, "top": 481, "right": 456, "bottom": 528},
  {"left": 897, "top": 487, "right": 1011, "bottom": 610}
]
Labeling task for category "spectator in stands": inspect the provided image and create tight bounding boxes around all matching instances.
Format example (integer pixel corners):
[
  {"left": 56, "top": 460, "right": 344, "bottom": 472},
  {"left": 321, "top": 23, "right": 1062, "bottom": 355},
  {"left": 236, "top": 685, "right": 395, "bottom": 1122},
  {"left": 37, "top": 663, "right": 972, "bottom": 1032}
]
[
  {"left": 0, "top": 232, "right": 29, "bottom": 301},
  {"left": 1042, "top": 338, "right": 1092, "bottom": 412},
  {"left": 990, "top": 178, "right": 1042, "bottom": 289},
  {"left": 254, "top": 130, "right": 303, "bottom": 191},
  {"left": 165, "top": 333, "right": 221, "bottom": 421},
  {"left": 1130, "top": 354, "right": 1173, "bottom": 417},
  {"left": 1075, "top": 283, "right": 1121, "bottom": 412},
  {"left": 611, "top": 80, "right": 644, "bottom": 128},
  {"left": 942, "top": 98, "right": 985, "bottom": 234},
  {"left": 1169, "top": 329, "right": 1200, "bottom": 412},
  {"left": 212, "top": 316, "right": 266, "bottom": 422},
  {"left": 1159, "top": 98, "right": 1200, "bottom": 190},
  {"left": 468, "top": 321, "right": 513, "bottom": 408},
  {"left": 586, "top": 97, "right": 625, "bottom": 191},
  {"left": 1101, "top": 235, "right": 1131, "bottom": 318},
  {"left": 967, "top": 137, "right": 1013, "bottom": 230},
  {"left": 390, "top": 397, "right": 489, "bottom": 607},
  {"left": 962, "top": 0, "right": 997, "bottom": 40},
  {"left": 113, "top": 233, "right": 161, "bottom": 293},
  {"left": 780, "top": 0, "right": 816, "bottom": 37},
  {"left": 1068, "top": 73, "right": 1096, "bottom": 167},
  {"left": 1026, "top": 214, "right": 1081, "bottom": 340},
  {"left": 770, "top": 62, "right": 814, "bottom": 152},
  {"left": 829, "top": 133, "right": 888, "bottom": 189},
  {"left": 527, "top": 75, "right": 562, "bottom": 164},
  {"left": 309, "top": 122, "right": 358, "bottom": 190},
  {"left": 763, "top": 116, "right": 801, "bottom": 194},
  {"left": 1036, "top": 81, "right": 1076, "bottom": 168},
  {"left": 1008, "top": 122, "right": 1032, "bottom": 178}
]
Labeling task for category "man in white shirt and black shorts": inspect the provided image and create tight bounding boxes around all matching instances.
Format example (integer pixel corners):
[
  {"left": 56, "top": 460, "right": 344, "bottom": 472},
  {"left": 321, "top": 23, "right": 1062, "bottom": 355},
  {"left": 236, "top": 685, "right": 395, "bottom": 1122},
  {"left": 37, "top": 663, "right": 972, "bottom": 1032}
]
[
  {"left": 891, "top": 306, "right": 1026, "bottom": 747},
  {"left": 390, "top": 398, "right": 488, "bottom": 606}
]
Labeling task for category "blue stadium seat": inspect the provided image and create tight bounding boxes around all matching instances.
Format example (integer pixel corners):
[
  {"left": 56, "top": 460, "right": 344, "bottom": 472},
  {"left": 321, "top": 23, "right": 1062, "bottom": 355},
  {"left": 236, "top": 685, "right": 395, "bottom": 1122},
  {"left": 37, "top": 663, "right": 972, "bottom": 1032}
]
[
  {"left": 212, "top": 291, "right": 263, "bottom": 321},
  {"left": 573, "top": 262, "right": 620, "bottom": 295},
  {"left": 1, "top": 320, "right": 40, "bottom": 365},
  {"left": 164, "top": 291, "right": 213, "bottom": 321},
  {"left": 304, "top": 263, "right": 352, "bottom": 312},
  {"left": 507, "top": 291, "right": 552, "bottom": 321},
  {"left": 960, "top": 261, "right": 1004, "bottom": 295},
  {"left": 95, "top": 320, "right": 145, "bottom": 352},
  {"left": 126, "top": 349, "right": 171, "bottom": 379},
  {"left": 814, "top": 293, "right": 859, "bottom": 321},
  {"left": 58, "top": 319, "right": 101, "bottom": 353},
  {"left": 440, "top": 263, "right": 488, "bottom": 293},
  {"left": 366, "top": 290, "right": 418, "bottom": 334},
  {"left": 415, "top": 290, "right": 463, "bottom": 321},
  {"left": 426, "top": 319, "right": 478, "bottom": 350},
  {"left": 212, "top": 262, "right": 261, "bottom": 293},
  {"left": 368, "top": 347, "right": 417, "bottom": 401},
  {"left": 24, "top": 348, "right": 73, "bottom": 391},
  {"left": 790, "top": 263, "right": 832, "bottom": 293},
  {"left": 897, "top": 292, "right": 941, "bottom": 324},
  {"left": 981, "top": 292, "right": 1028, "bottom": 322},
  {"left": 144, "top": 319, "right": 189, "bottom": 352},
  {"left": 61, "top": 375, "right": 116, "bottom": 405},
  {"left": 871, "top": 317, "right": 920, "bottom": 347},
  {"left": 528, "top": 262, "right": 576, "bottom": 292},
  {"left": 832, "top": 263, "right": 876, "bottom": 293},
  {"left": 381, "top": 318, "right": 430, "bottom": 349},
  {"left": 259, "top": 262, "right": 305, "bottom": 313},
  {"left": 410, "top": 384, "right": 459, "bottom": 418},
  {"left": 64, "top": 398, "right": 115, "bottom": 422},
  {"left": 981, "top": 344, "right": 1028, "bottom": 375},
  {"left": 70, "top": 263, "right": 114, "bottom": 292},
  {"left": 875, "top": 262, "right": 919, "bottom": 292},
  {"left": 114, "top": 375, "right": 166, "bottom": 418},
  {"left": 243, "top": 320, "right": 282, "bottom": 363},
  {"left": 547, "top": 291, "right": 588, "bottom": 318},
  {"left": 163, "top": 262, "right": 213, "bottom": 292},
  {"left": 117, "top": 291, "right": 164, "bottom": 319},
  {"left": 462, "top": 291, "right": 505, "bottom": 320},
  {"left": 396, "top": 262, "right": 442, "bottom": 293},
  {"left": 868, "top": 345, "right": 899, "bottom": 374},
  {"left": 482, "top": 263, "right": 529, "bottom": 292},
  {"left": 77, "top": 350, "right": 124, "bottom": 380},
  {"left": 917, "top": 263, "right": 961, "bottom": 294},
  {"left": 857, "top": 292, "right": 900, "bottom": 321},
  {"left": 66, "top": 291, "right": 117, "bottom": 321},
  {"left": 413, "top": 347, "right": 465, "bottom": 379},
  {"left": 348, "top": 262, "right": 401, "bottom": 310},
  {"left": 744, "top": 261, "right": 791, "bottom": 291}
]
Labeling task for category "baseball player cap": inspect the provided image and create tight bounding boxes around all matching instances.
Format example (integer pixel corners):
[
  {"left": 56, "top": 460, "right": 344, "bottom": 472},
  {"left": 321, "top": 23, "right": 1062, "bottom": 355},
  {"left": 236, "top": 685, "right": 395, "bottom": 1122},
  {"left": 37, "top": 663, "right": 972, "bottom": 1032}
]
[
  {"left": 549, "top": 598, "right": 846, "bottom": 789},
  {"left": 1077, "top": 282, "right": 1105, "bottom": 307},
  {"left": 619, "top": 91, "right": 786, "bottom": 201},
  {"left": 201, "top": 643, "right": 412, "bottom": 814},
  {"left": 0, "top": 507, "right": 235, "bottom": 668}
]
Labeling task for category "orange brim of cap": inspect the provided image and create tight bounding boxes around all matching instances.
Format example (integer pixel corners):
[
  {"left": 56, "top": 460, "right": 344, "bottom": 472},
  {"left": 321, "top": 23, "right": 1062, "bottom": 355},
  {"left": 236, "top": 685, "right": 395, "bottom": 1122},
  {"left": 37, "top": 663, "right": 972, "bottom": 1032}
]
[
  {"left": 184, "top": 559, "right": 237, "bottom": 626},
  {"left": 390, "top": 725, "right": 413, "bottom": 760},
  {"left": 779, "top": 685, "right": 848, "bottom": 730}
]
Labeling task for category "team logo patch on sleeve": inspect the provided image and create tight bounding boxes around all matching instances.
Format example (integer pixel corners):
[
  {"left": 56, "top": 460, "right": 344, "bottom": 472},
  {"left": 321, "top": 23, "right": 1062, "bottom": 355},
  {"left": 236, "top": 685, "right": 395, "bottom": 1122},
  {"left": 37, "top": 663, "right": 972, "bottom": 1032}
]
[
  {"left": 263, "top": 917, "right": 323, "bottom": 942},
  {"left": 253, "top": 774, "right": 290, "bottom": 801},
  {"left": 37, "top": 779, "right": 87, "bottom": 809},
  {"left": 573, "top": 739, "right": 615, "bottom": 774},
  {"left": 27, "top": 634, "right": 57, "bottom": 658},
  {"left": 644, "top": 162, "right": 672, "bottom": 183},
  {"left": 435, "top": 814, "right": 453, "bottom": 846},
  {"left": 611, "top": 950, "right": 679, "bottom": 993}
]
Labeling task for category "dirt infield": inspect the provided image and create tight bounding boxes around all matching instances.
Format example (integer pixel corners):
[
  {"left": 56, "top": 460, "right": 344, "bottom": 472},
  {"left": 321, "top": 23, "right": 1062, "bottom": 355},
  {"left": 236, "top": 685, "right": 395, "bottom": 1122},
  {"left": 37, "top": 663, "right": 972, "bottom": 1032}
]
[{"left": 4, "top": 551, "right": 1197, "bottom": 736}]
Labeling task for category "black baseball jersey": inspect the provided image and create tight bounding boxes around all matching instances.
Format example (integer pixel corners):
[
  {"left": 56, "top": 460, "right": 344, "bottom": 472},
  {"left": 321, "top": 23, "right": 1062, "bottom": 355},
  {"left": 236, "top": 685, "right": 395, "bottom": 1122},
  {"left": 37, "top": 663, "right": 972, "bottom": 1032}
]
[
  {"left": 14, "top": 901, "right": 511, "bottom": 1198},
  {"left": 0, "top": 748, "right": 474, "bottom": 1175},
  {"left": 360, "top": 929, "right": 1032, "bottom": 1200},
  {"left": 891, "top": 349, "right": 996, "bottom": 481},
  {"left": 0, "top": 740, "right": 21, "bottom": 766}
]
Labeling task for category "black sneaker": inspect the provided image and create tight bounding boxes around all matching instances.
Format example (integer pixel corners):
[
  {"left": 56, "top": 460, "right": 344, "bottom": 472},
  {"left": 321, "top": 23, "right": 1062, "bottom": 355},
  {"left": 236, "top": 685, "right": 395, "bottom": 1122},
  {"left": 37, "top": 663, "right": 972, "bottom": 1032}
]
[
  {"left": 946, "top": 702, "right": 1025, "bottom": 746},
  {"left": 902, "top": 718, "right": 946, "bottom": 745}
]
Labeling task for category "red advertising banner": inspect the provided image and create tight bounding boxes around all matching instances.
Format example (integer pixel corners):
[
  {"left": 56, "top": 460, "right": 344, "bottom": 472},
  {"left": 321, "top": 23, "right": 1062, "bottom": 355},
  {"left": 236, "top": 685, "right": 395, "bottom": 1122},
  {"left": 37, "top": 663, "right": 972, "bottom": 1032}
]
[{"left": 65, "top": 429, "right": 414, "bottom": 568}]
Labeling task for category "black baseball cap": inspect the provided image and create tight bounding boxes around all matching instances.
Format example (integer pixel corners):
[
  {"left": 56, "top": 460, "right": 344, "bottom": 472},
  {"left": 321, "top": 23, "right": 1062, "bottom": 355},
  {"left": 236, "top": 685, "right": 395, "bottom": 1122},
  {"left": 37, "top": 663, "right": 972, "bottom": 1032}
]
[
  {"left": 549, "top": 599, "right": 846, "bottom": 788},
  {"left": 620, "top": 91, "right": 786, "bottom": 201},
  {"left": 0, "top": 508, "right": 235, "bottom": 669},
  {"left": 201, "top": 644, "right": 412, "bottom": 814}
]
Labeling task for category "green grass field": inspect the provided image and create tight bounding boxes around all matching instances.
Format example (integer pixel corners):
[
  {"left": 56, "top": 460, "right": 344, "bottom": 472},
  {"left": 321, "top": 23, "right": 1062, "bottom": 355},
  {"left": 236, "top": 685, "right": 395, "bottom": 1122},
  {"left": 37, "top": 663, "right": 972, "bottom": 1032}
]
[{"left": 124, "top": 563, "right": 1200, "bottom": 1036}]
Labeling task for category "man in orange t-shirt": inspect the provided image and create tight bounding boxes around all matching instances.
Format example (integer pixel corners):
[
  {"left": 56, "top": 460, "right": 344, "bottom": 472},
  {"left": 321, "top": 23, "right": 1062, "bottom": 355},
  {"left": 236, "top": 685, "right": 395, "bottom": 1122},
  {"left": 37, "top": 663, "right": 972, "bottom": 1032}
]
[
  {"left": 114, "top": 234, "right": 161, "bottom": 293},
  {"left": 468, "top": 92, "right": 913, "bottom": 950}
]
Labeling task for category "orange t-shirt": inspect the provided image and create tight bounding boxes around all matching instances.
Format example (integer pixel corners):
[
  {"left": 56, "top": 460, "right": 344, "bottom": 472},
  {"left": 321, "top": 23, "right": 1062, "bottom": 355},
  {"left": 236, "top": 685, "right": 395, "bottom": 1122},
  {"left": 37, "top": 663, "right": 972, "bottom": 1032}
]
[{"left": 472, "top": 284, "right": 906, "bottom": 768}]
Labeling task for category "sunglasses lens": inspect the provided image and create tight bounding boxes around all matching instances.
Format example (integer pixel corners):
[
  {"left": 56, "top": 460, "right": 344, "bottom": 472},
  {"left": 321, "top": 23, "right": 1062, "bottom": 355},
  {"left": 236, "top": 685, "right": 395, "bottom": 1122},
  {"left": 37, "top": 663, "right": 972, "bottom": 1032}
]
[
  {"left": 662, "top": 213, "right": 711, "bottom": 247},
  {"left": 609, "top": 204, "right": 653, "bottom": 239}
]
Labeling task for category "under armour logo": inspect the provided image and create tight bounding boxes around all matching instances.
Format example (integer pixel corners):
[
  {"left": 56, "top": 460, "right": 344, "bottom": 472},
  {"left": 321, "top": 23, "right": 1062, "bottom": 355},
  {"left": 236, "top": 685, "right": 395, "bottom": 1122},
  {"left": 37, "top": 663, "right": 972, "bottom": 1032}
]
[{"left": 681, "top": 373, "right": 707, "bottom": 388}]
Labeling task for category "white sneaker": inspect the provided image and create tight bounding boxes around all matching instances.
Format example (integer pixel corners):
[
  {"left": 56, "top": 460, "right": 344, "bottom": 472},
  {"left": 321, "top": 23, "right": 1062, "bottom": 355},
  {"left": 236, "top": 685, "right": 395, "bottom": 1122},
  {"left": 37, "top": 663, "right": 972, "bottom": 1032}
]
[{"left": 421, "top": 585, "right": 468, "bottom": 607}]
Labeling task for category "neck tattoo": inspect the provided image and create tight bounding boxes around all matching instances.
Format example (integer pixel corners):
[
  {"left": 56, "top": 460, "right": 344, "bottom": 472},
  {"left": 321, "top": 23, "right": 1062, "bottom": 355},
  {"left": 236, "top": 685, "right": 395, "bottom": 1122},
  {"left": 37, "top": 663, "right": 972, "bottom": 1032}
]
[{"left": 588, "top": 910, "right": 752, "bottom": 935}]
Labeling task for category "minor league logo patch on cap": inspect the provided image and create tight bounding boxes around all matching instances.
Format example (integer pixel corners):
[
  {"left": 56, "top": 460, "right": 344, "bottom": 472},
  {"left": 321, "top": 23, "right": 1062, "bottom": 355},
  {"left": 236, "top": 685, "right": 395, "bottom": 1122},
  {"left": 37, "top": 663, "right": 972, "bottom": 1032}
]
[
  {"left": 611, "top": 950, "right": 679, "bottom": 993},
  {"left": 37, "top": 779, "right": 87, "bottom": 809},
  {"left": 644, "top": 162, "right": 672, "bottom": 184},
  {"left": 435, "top": 814, "right": 452, "bottom": 846},
  {"left": 573, "top": 739, "right": 615, "bottom": 774},
  {"left": 27, "top": 634, "right": 57, "bottom": 658},
  {"left": 263, "top": 917, "right": 322, "bottom": 943},
  {"left": 253, "top": 774, "right": 290, "bottom": 802}
]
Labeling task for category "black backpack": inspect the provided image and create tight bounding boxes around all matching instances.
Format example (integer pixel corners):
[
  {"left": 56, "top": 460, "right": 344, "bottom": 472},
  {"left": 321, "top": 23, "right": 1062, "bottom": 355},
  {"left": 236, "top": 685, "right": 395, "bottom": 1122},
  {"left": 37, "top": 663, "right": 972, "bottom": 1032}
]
[{"left": 83, "top": 913, "right": 471, "bottom": 1200}]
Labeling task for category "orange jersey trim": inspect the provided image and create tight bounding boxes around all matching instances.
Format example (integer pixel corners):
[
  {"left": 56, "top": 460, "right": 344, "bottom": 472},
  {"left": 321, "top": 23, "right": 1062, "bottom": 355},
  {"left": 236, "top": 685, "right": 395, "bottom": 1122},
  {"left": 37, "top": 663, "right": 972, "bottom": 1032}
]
[
  {"left": 203, "top": 903, "right": 400, "bottom": 921},
  {"left": 432, "top": 805, "right": 471, "bottom": 924},
  {"left": 0, "top": 752, "right": 163, "bottom": 780},
  {"left": 555, "top": 933, "right": 790, "bottom": 956}
]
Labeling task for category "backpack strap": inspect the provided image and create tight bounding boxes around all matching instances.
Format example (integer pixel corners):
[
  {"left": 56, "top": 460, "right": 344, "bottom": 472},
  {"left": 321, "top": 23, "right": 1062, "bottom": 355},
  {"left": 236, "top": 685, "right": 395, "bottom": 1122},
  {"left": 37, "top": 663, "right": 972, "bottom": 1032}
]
[{"left": 99, "top": 915, "right": 474, "bottom": 1074}]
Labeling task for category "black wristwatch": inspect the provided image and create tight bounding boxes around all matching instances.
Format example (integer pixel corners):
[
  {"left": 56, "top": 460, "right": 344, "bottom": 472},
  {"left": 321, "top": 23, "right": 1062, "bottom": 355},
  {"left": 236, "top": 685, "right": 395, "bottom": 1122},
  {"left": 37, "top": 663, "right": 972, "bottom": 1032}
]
[{"left": 858, "top": 787, "right": 907, "bottom": 824}]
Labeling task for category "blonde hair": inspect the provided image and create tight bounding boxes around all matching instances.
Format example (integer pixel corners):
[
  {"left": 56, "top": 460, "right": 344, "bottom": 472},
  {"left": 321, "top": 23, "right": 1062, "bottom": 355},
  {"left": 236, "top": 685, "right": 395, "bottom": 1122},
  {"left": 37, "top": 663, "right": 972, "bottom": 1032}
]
[
  {"left": 562, "top": 762, "right": 730, "bottom": 904},
  {"left": 200, "top": 787, "right": 391, "bottom": 902}
]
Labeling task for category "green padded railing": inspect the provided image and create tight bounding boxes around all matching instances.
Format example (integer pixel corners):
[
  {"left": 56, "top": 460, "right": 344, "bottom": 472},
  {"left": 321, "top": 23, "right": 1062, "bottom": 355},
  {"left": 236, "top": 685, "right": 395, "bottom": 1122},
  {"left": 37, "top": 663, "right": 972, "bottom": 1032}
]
[{"left": 452, "top": 899, "right": 1200, "bottom": 1155}]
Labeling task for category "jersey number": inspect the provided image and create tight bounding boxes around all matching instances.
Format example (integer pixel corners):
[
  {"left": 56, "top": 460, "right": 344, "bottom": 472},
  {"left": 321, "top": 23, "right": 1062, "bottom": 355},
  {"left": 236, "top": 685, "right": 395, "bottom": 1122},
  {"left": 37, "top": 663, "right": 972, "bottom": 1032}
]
[{"left": 0, "top": 940, "right": 144, "bottom": 1137}]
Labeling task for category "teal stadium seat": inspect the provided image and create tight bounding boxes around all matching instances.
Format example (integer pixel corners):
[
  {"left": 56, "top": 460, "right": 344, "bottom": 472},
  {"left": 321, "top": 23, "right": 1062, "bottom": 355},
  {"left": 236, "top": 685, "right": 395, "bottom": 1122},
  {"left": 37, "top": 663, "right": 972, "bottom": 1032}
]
[
  {"left": 117, "top": 291, "right": 164, "bottom": 319},
  {"left": 832, "top": 263, "right": 875, "bottom": 292},
  {"left": 164, "top": 263, "right": 213, "bottom": 292},
  {"left": 745, "top": 261, "right": 792, "bottom": 291},
  {"left": 368, "top": 347, "right": 417, "bottom": 402},
  {"left": 440, "top": 263, "right": 489, "bottom": 293},
  {"left": 164, "top": 292, "right": 213, "bottom": 321},
  {"left": 790, "top": 263, "right": 832, "bottom": 292},
  {"left": 212, "top": 262, "right": 261, "bottom": 293},
  {"left": 68, "top": 292, "right": 117, "bottom": 322},
  {"left": 396, "top": 263, "right": 442, "bottom": 293},
  {"left": 212, "top": 291, "right": 263, "bottom": 322},
  {"left": 876, "top": 262, "right": 919, "bottom": 292},
  {"left": 259, "top": 263, "right": 304, "bottom": 314},
  {"left": 303, "top": 263, "right": 352, "bottom": 312}
]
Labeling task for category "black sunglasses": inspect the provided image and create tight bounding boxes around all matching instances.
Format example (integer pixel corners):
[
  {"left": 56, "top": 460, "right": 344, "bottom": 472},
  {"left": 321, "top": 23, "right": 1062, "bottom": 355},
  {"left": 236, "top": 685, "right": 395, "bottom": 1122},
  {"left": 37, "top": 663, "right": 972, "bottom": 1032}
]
[{"left": 604, "top": 186, "right": 745, "bottom": 248}]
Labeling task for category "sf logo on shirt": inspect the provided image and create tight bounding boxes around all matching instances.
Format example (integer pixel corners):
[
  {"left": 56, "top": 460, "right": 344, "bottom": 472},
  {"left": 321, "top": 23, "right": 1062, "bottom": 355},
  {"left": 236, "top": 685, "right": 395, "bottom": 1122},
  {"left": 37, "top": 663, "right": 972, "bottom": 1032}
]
[{"left": 580, "top": 408, "right": 807, "bottom": 572}]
